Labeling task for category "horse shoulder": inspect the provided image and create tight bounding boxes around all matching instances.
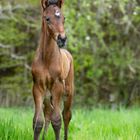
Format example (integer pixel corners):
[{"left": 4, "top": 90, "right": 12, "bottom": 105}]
[
  {"left": 60, "top": 49, "right": 73, "bottom": 80},
  {"left": 31, "top": 60, "right": 45, "bottom": 84}
]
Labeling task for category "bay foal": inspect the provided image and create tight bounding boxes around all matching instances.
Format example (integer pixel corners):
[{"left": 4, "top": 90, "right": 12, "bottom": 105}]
[{"left": 31, "top": 0, "right": 74, "bottom": 140}]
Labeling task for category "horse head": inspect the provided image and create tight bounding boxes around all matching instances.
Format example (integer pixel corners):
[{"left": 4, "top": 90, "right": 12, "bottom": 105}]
[{"left": 41, "top": 0, "right": 66, "bottom": 48}]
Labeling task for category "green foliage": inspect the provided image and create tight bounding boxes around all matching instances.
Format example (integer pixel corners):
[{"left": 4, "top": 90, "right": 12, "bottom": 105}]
[
  {"left": 0, "top": 108, "right": 140, "bottom": 140},
  {"left": 0, "top": 0, "right": 140, "bottom": 107},
  {"left": 64, "top": 0, "right": 140, "bottom": 107}
]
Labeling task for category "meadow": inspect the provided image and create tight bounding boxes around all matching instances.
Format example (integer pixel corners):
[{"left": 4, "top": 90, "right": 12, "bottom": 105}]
[{"left": 0, "top": 108, "right": 140, "bottom": 140}]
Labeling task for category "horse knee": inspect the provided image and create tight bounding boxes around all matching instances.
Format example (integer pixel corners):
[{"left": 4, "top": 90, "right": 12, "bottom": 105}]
[
  {"left": 33, "top": 118, "right": 44, "bottom": 133},
  {"left": 51, "top": 114, "right": 62, "bottom": 130}
]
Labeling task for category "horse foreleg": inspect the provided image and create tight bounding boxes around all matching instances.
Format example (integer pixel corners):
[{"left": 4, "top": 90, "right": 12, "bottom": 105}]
[
  {"left": 51, "top": 82, "right": 63, "bottom": 140},
  {"left": 33, "top": 84, "right": 44, "bottom": 140},
  {"left": 51, "top": 109, "right": 62, "bottom": 140},
  {"left": 42, "top": 92, "right": 53, "bottom": 140}
]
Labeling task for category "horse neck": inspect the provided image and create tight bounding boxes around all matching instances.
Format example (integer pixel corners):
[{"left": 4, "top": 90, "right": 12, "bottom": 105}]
[{"left": 39, "top": 20, "right": 60, "bottom": 64}]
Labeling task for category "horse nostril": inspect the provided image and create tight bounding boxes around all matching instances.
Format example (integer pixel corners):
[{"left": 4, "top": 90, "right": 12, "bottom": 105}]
[
  {"left": 58, "top": 34, "right": 67, "bottom": 42},
  {"left": 63, "top": 36, "right": 67, "bottom": 41},
  {"left": 58, "top": 34, "right": 61, "bottom": 40}
]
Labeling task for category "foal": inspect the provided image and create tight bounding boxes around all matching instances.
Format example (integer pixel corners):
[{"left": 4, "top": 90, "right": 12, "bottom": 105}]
[{"left": 31, "top": 0, "right": 74, "bottom": 140}]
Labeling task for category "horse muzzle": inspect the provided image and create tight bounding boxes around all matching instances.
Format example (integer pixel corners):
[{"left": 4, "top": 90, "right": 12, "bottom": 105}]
[{"left": 57, "top": 34, "right": 67, "bottom": 48}]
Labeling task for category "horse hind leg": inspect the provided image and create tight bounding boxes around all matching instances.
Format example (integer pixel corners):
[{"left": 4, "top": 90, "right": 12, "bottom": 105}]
[
  {"left": 62, "top": 60, "right": 74, "bottom": 140},
  {"left": 62, "top": 93, "right": 73, "bottom": 140}
]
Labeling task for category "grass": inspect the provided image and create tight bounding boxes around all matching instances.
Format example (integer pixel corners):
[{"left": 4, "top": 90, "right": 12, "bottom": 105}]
[{"left": 0, "top": 108, "right": 140, "bottom": 140}]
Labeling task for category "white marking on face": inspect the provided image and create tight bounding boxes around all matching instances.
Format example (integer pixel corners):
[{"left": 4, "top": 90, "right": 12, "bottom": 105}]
[{"left": 55, "top": 10, "right": 61, "bottom": 17}]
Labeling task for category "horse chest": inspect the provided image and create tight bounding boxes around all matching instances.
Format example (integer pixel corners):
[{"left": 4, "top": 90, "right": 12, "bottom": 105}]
[{"left": 44, "top": 66, "right": 61, "bottom": 88}]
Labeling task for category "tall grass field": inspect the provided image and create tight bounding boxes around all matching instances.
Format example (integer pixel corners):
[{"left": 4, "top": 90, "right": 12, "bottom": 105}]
[{"left": 0, "top": 108, "right": 140, "bottom": 140}]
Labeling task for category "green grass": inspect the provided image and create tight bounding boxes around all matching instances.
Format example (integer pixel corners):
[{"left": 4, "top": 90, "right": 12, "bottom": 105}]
[{"left": 0, "top": 108, "right": 140, "bottom": 140}]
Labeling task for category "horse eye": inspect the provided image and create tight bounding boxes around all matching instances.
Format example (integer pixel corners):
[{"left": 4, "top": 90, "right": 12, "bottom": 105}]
[{"left": 46, "top": 17, "right": 50, "bottom": 23}]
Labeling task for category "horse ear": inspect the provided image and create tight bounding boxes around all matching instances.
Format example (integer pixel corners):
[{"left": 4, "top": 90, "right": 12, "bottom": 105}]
[
  {"left": 41, "top": 0, "right": 48, "bottom": 10},
  {"left": 41, "top": 0, "right": 64, "bottom": 10},
  {"left": 58, "top": 0, "right": 64, "bottom": 8}
]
